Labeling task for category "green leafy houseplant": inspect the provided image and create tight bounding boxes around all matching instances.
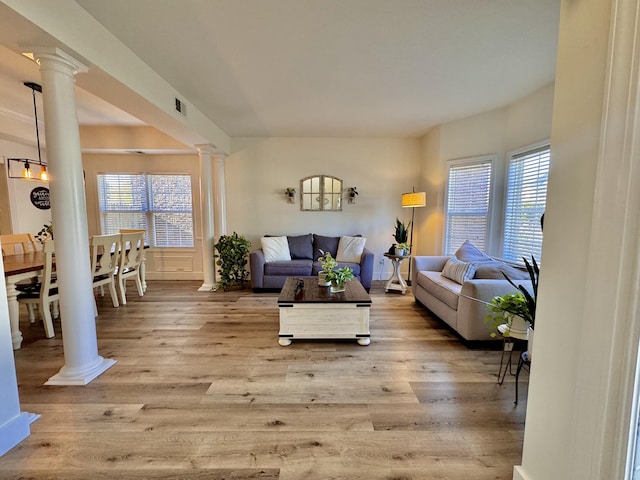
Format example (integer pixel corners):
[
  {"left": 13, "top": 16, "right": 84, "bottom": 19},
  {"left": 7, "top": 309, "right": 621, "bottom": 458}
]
[
  {"left": 285, "top": 187, "right": 296, "bottom": 197},
  {"left": 325, "top": 265, "right": 354, "bottom": 293},
  {"left": 484, "top": 255, "right": 539, "bottom": 336},
  {"left": 35, "top": 222, "right": 53, "bottom": 244},
  {"left": 214, "top": 232, "right": 251, "bottom": 290},
  {"left": 317, "top": 250, "right": 338, "bottom": 274},
  {"left": 348, "top": 187, "right": 358, "bottom": 197},
  {"left": 393, "top": 217, "right": 410, "bottom": 244}
]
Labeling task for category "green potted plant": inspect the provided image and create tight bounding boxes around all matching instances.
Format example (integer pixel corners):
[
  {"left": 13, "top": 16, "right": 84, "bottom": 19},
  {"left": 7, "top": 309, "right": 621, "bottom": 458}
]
[
  {"left": 284, "top": 187, "right": 296, "bottom": 203},
  {"left": 325, "top": 265, "right": 354, "bottom": 293},
  {"left": 392, "top": 218, "right": 410, "bottom": 255},
  {"left": 317, "top": 249, "right": 337, "bottom": 286},
  {"left": 214, "top": 232, "right": 251, "bottom": 291}
]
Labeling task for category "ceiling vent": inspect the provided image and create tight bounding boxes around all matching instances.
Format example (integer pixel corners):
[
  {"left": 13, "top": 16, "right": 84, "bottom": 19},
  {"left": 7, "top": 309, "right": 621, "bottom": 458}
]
[{"left": 175, "top": 97, "right": 187, "bottom": 116}]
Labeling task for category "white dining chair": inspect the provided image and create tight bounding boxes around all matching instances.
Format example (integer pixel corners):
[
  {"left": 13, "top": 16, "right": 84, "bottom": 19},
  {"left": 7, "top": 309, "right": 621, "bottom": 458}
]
[
  {"left": 0, "top": 233, "right": 39, "bottom": 255},
  {"left": 117, "top": 231, "right": 145, "bottom": 305},
  {"left": 119, "top": 229, "right": 147, "bottom": 292},
  {"left": 90, "top": 234, "right": 121, "bottom": 313},
  {"left": 17, "top": 240, "right": 57, "bottom": 338}
]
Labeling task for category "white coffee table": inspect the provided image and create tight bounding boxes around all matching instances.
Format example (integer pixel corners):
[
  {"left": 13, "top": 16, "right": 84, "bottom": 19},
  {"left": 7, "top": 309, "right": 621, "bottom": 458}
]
[{"left": 277, "top": 277, "right": 372, "bottom": 346}]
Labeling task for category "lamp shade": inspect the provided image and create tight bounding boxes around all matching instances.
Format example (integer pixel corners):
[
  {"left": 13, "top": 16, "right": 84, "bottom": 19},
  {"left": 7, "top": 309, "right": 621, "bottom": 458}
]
[{"left": 401, "top": 191, "right": 426, "bottom": 208}]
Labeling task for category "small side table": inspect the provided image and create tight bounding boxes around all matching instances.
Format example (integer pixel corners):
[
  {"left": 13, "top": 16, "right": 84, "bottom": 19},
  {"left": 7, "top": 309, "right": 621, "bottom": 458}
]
[
  {"left": 383, "top": 253, "right": 409, "bottom": 294},
  {"left": 496, "top": 323, "right": 528, "bottom": 385}
]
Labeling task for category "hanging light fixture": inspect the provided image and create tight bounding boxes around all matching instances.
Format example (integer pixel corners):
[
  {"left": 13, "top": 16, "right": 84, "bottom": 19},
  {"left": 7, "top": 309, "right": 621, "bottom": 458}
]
[{"left": 7, "top": 82, "right": 48, "bottom": 181}]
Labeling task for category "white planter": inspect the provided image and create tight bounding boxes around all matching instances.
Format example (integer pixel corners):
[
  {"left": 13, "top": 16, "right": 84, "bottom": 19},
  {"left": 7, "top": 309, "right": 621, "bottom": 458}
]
[
  {"left": 527, "top": 326, "right": 534, "bottom": 359},
  {"left": 504, "top": 315, "right": 530, "bottom": 340},
  {"left": 394, "top": 247, "right": 407, "bottom": 257}
]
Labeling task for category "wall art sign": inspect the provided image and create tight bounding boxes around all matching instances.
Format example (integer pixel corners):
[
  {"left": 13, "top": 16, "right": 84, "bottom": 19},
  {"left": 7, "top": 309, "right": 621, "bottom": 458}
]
[{"left": 30, "top": 186, "right": 50, "bottom": 210}]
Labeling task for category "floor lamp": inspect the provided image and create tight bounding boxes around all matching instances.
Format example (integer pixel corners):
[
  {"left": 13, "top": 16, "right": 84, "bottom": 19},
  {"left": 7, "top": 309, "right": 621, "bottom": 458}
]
[{"left": 401, "top": 189, "right": 427, "bottom": 286}]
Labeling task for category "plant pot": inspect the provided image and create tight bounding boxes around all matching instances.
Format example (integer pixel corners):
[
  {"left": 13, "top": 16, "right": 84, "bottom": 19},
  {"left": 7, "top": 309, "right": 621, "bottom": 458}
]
[
  {"left": 507, "top": 315, "right": 530, "bottom": 339},
  {"left": 330, "top": 282, "right": 346, "bottom": 293},
  {"left": 394, "top": 247, "right": 407, "bottom": 257},
  {"left": 527, "top": 326, "right": 534, "bottom": 359},
  {"left": 318, "top": 272, "right": 330, "bottom": 286}
]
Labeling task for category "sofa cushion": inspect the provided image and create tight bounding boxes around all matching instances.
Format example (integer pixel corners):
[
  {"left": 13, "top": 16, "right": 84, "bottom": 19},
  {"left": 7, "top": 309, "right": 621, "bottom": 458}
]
[
  {"left": 417, "top": 271, "right": 461, "bottom": 310},
  {"left": 441, "top": 257, "right": 478, "bottom": 284},
  {"left": 454, "top": 240, "right": 492, "bottom": 262},
  {"left": 474, "top": 261, "right": 530, "bottom": 280},
  {"left": 264, "top": 259, "right": 313, "bottom": 276},
  {"left": 287, "top": 234, "right": 313, "bottom": 260},
  {"left": 336, "top": 236, "right": 366, "bottom": 263},
  {"left": 313, "top": 234, "right": 340, "bottom": 261},
  {"left": 261, "top": 236, "right": 291, "bottom": 263}
]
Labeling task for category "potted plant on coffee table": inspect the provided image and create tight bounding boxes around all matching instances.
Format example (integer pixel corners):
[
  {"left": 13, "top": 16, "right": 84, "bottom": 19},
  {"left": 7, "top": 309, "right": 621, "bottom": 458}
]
[
  {"left": 317, "top": 249, "right": 337, "bottom": 286},
  {"left": 325, "top": 265, "right": 354, "bottom": 293}
]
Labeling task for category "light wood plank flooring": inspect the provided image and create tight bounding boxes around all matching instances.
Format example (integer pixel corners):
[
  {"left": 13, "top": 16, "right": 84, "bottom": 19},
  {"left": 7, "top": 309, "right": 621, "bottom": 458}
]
[{"left": 1, "top": 280, "right": 528, "bottom": 479}]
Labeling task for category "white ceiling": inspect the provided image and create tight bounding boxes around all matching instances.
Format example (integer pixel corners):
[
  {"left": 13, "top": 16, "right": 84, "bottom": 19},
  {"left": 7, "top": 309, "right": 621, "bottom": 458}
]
[{"left": 0, "top": 0, "right": 560, "bottom": 141}]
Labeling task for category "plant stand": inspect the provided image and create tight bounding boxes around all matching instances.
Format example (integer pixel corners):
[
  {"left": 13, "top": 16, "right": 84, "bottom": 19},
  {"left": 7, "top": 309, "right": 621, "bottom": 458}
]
[{"left": 383, "top": 253, "right": 408, "bottom": 294}]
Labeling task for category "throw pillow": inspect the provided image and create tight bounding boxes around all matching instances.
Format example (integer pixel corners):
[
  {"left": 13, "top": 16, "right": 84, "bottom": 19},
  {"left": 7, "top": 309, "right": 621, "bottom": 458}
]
[
  {"left": 441, "top": 256, "right": 478, "bottom": 284},
  {"left": 313, "top": 234, "right": 341, "bottom": 261},
  {"left": 287, "top": 234, "right": 313, "bottom": 259},
  {"left": 475, "top": 261, "right": 530, "bottom": 280},
  {"left": 454, "top": 240, "right": 492, "bottom": 262},
  {"left": 261, "top": 236, "right": 291, "bottom": 263},
  {"left": 336, "top": 236, "right": 367, "bottom": 263}
]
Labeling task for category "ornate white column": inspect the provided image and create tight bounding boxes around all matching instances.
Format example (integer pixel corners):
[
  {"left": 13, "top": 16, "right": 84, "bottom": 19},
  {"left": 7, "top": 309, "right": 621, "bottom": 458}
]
[
  {"left": 196, "top": 144, "right": 215, "bottom": 291},
  {"left": 34, "top": 47, "right": 115, "bottom": 385},
  {"left": 211, "top": 151, "right": 227, "bottom": 290}
]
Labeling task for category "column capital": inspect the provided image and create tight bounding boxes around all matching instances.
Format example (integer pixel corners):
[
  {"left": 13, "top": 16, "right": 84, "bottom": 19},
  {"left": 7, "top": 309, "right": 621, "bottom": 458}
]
[
  {"left": 31, "top": 47, "right": 88, "bottom": 76},
  {"left": 195, "top": 144, "right": 227, "bottom": 159}
]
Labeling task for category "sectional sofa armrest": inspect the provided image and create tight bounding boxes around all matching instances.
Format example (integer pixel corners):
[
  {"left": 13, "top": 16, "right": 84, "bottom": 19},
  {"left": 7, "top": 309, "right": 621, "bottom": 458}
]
[
  {"left": 249, "top": 249, "right": 266, "bottom": 289},
  {"left": 410, "top": 255, "right": 450, "bottom": 286},
  {"left": 359, "top": 248, "right": 374, "bottom": 290}
]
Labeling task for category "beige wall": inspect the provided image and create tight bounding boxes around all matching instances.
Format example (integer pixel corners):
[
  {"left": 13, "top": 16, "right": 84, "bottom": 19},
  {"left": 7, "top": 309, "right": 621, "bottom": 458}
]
[
  {"left": 417, "top": 83, "right": 555, "bottom": 257},
  {"left": 228, "top": 137, "right": 421, "bottom": 279},
  {"left": 83, "top": 153, "right": 204, "bottom": 280}
]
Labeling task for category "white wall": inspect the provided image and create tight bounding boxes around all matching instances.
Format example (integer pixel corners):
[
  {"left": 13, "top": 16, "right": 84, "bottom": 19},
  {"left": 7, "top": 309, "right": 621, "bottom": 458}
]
[
  {"left": 417, "top": 83, "right": 555, "bottom": 257},
  {"left": 228, "top": 137, "right": 421, "bottom": 279}
]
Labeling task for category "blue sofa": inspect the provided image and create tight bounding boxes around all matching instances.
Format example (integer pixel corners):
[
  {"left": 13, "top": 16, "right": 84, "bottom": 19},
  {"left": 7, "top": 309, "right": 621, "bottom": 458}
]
[{"left": 249, "top": 233, "right": 374, "bottom": 292}]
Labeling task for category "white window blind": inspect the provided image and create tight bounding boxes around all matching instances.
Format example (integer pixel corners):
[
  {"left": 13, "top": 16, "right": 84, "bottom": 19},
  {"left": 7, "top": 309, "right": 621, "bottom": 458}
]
[
  {"left": 97, "top": 173, "right": 194, "bottom": 248},
  {"left": 444, "top": 159, "right": 492, "bottom": 255},
  {"left": 503, "top": 145, "right": 550, "bottom": 263}
]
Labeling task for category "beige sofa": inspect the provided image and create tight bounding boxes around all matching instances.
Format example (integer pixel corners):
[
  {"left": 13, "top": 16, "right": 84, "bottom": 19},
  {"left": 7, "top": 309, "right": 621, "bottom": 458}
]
[{"left": 410, "top": 254, "right": 532, "bottom": 341}]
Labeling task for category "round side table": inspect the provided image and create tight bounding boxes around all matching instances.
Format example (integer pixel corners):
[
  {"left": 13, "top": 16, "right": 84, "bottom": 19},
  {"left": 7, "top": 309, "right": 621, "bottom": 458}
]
[{"left": 383, "top": 253, "right": 409, "bottom": 294}]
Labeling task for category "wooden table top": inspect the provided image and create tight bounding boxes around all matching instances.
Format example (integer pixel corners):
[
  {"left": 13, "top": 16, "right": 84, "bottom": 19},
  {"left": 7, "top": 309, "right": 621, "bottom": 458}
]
[
  {"left": 3, "top": 252, "right": 46, "bottom": 277},
  {"left": 278, "top": 277, "right": 371, "bottom": 305}
]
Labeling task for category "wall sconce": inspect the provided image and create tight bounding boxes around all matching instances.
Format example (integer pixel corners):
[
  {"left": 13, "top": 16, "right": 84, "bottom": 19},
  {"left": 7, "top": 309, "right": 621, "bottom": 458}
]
[
  {"left": 347, "top": 186, "right": 358, "bottom": 204},
  {"left": 284, "top": 187, "right": 296, "bottom": 204}
]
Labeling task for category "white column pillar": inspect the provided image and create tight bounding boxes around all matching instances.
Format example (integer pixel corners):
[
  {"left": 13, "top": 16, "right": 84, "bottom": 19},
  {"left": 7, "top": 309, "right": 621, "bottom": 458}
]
[
  {"left": 211, "top": 152, "right": 227, "bottom": 291},
  {"left": 196, "top": 144, "right": 215, "bottom": 292},
  {"left": 34, "top": 47, "right": 115, "bottom": 385}
]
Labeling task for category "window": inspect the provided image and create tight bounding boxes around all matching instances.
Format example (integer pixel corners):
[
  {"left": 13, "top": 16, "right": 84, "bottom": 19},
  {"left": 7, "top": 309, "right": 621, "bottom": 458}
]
[
  {"left": 444, "top": 158, "right": 493, "bottom": 255},
  {"left": 97, "top": 173, "right": 194, "bottom": 247},
  {"left": 503, "top": 145, "right": 550, "bottom": 263}
]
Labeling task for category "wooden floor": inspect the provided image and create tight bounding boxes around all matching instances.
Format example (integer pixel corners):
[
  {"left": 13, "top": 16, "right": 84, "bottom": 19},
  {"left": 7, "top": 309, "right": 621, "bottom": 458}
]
[{"left": 1, "top": 280, "right": 528, "bottom": 480}]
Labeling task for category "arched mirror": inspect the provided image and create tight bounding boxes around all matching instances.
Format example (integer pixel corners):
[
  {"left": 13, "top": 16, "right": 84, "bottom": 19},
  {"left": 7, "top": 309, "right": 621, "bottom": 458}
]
[{"left": 300, "top": 175, "right": 342, "bottom": 211}]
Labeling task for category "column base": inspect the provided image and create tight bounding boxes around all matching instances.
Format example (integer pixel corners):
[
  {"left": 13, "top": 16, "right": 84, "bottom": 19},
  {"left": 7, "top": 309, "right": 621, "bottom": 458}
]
[
  {"left": 45, "top": 356, "right": 116, "bottom": 386},
  {"left": 0, "top": 412, "right": 31, "bottom": 457},
  {"left": 197, "top": 283, "right": 215, "bottom": 292}
]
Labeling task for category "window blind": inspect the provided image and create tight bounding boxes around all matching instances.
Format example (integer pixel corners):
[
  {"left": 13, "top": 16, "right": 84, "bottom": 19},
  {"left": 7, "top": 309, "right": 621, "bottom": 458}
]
[
  {"left": 503, "top": 145, "right": 550, "bottom": 263},
  {"left": 97, "top": 173, "right": 194, "bottom": 248},
  {"left": 444, "top": 159, "right": 492, "bottom": 255}
]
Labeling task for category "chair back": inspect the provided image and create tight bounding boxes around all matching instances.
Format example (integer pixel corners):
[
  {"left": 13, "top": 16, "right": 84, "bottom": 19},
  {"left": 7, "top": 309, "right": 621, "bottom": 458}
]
[
  {"left": 90, "top": 234, "right": 121, "bottom": 279},
  {"left": 0, "top": 233, "right": 39, "bottom": 255},
  {"left": 40, "top": 240, "right": 58, "bottom": 298},
  {"left": 119, "top": 232, "right": 145, "bottom": 272}
]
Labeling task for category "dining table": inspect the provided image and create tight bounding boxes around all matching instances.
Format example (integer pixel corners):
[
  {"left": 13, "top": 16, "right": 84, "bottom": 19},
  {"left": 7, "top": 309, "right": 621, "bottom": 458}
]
[{"left": 3, "top": 251, "right": 46, "bottom": 350}]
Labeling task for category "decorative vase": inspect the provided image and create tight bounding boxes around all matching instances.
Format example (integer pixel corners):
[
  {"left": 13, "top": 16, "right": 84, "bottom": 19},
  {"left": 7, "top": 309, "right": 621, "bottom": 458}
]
[
  {"left": 330, "top": 282, "right": 345, "bottom": 293},
  {"left": 318, "top": 272, "right": 330, "bottom": 286}
]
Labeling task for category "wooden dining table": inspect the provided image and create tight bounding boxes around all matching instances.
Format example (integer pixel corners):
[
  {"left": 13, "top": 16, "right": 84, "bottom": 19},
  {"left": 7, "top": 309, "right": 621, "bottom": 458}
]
[{"left": 3, "top": 251, "right": 46, "bottom": 350}]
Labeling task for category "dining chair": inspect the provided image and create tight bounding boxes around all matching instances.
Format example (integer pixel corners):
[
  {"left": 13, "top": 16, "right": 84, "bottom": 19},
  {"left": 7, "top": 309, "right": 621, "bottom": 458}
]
[
  {"left": 0, "top": 233, "right": 39, "bottom": 255},
  {"left": 119, "top": 229, "right": 147, "bottom": 293},
  {"left": 117, "top": 231, "right": 145, "bottom": 305},
  {"left": 17, "top": 240, "right": 57, "bottom": 338},
  {"left": 90, "top": 234, "right": 121, "bottom": 313}
]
